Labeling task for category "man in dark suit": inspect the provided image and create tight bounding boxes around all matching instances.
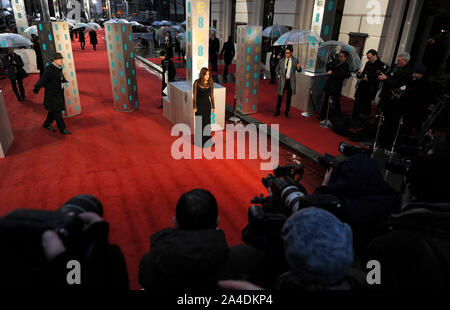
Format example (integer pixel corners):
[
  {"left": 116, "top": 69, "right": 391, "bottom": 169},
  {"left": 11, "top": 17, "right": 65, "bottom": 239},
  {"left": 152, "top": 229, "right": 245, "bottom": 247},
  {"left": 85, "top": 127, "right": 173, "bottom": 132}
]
[
  {"left": 220, "top": 36, "right": 235, "bottom": 79},
  {"left": 3, "top": 48, "right": 28, "bottom": 102},
  {"left": 33, "top": 53, "right": 71, "bottom": 135},
  {"left": 79, "top": 29, "right": 85, "bottom": 50},
  {"left": 377, "top": 52, "right": 414, "bottom": 148},
  {"left": 275, "top": 46, "right": 302, "bottom": 118},
  {"left": 158, "top": 50, "right": 176, "bottom": 109},
  {"left": 320, "top": 51, "right": 350, "bottom": 121},
  {"left": 209, "top": 32, "right": 220, "bottom": 72}
]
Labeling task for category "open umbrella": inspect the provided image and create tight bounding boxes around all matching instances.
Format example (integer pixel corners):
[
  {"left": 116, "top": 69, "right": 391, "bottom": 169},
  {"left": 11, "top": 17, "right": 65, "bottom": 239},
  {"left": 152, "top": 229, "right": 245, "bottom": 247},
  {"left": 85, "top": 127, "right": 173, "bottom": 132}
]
[
  {"left": 262, "top": 25, "right": 289, "bottom": 44},
  {"left": 130, "top": 21, "right": 143, "bottom": 27},
  {"left": 23, "top": 25, "right": 38, "bottom": 38},
  {"left": 0, "top": 33, "right": 33, "bottom": 48},
  {"left": 274, "top": 29, "right": 323, "bottom": 68},
  {"left": 86, "top": 22, "right": 102, "bottom": 31},
  {"left": 73, "top": 22, "right": 87, "bottom": 29},
  {"left": 170, "top": 25, "right": 185, "bottom": 33},
  {"left": 156, "top": 26, "right": 181, "bottom": 42},
  {"left": 159, "top": 20, "right": 172, "bottom": 26},
  {"left": 62, "top": 18, "right": 77, "bottom": 27},
  {"left": 317, "top": 41, "right": 362, "bottom": 72}
]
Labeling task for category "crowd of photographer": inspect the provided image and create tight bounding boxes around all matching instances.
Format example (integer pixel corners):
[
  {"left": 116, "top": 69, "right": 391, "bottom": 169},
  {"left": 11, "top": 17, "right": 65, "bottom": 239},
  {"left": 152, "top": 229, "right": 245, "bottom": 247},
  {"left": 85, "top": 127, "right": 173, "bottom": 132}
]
[{"left": 1, "top": 134, "right": 448, "bottom": 289}]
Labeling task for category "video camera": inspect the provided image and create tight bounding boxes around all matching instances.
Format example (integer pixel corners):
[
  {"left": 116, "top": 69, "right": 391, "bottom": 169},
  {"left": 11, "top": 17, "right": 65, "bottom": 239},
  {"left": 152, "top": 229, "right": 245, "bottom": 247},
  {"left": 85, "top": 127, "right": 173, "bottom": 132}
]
[{"left": 242, "top": 164, "right": 342, "bottom": 257}]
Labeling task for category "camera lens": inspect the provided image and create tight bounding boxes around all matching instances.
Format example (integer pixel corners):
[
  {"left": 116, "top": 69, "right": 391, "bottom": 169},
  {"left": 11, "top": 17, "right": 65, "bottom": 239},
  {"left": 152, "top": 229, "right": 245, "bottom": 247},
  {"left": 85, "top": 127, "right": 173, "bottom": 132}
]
[
  {"left": 280, "top": 185, "right": 306, "bottom": 214},
  {"left": 59, "top": 194, "right": 104, "bottom": 217}
]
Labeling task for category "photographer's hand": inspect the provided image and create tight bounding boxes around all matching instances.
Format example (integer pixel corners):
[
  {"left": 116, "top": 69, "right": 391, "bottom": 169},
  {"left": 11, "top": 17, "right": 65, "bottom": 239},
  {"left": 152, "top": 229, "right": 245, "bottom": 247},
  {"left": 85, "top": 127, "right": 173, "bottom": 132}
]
[
  {"left": 42, "top": 230, "right": 66, "bottom": 261},
  {"left": 328, "top": 70, "right": 333, "bottom": 75},
  {"left": 378, "top": 73, "right": 388, "bottom": 81},
  {"left": 79, "top": 212, "right": 103, "bottom": 228}
]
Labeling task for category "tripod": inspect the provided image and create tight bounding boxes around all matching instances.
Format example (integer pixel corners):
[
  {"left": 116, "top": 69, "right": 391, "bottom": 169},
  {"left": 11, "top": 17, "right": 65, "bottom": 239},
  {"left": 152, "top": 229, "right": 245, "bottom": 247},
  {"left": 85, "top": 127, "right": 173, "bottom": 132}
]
[
  {"left": 386, "top": 115, "right": 404, "bottom": 156},
  {"left": 320, "top": 95, "right": 333, "bottom": 128},
  {"left": 372, "top": 111, "right": 385, "bottom": 154}
]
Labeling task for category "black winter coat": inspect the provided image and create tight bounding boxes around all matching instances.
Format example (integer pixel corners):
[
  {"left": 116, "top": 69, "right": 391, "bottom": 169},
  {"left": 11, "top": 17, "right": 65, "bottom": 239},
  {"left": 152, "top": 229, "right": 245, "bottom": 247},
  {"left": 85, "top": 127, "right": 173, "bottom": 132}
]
[
  {"left": 220, "top": 41, "right": 235, "bottom": 64},
  {"left": 366, "top": 201, "right": 450, "bottom": 289},
  {"left": 3, "top": 53, "right": 28, "bottom": 81},
  {"left": 355, "top": 58, "right": 386, "bottom": 99},
  {"left": 34, "top": 64, "right": 68, "bottom": 112},
  {"left": 161, "top": 57, "right": 176, "bottom": 82},
  {"left": 33, "top": 43, "right": 44, "bottom": 71},
  {"left": 138, "top": 228, "right": 230, "bottom": 290},
  {"left": 324, "top": 61, "right": 350, "bottom": 95},
  {"left": 89, "top": 30, "right": 98, "bottom": 45},
  {"left": 209, "top": 37, "right": 220, "bottom": 54},
  {"left": 314, "top": 154, "right": 396, "bottom": 256},
  {"left": 379, "top": 63, "right": 413, "bottom": 100}
]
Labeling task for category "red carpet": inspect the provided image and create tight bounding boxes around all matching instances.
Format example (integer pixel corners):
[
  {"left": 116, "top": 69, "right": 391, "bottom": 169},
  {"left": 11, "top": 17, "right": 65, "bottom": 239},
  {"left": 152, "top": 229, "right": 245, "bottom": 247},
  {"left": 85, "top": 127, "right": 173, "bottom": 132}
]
[{"left": 0, "top": 39, "right": 322, "bottom": 289}]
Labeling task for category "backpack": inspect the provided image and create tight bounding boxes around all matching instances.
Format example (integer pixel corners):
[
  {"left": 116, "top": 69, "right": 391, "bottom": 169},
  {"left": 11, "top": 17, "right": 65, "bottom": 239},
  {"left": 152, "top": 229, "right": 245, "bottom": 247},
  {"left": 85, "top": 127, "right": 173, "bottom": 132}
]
[{"left": 331, "top": 114, "right": 350, "bottom": 136}]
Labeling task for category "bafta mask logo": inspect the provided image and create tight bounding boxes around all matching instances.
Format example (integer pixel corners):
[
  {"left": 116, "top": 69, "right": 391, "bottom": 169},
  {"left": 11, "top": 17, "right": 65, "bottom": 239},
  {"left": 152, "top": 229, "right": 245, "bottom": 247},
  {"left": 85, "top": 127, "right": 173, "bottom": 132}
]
[{"left": 67, "top": 0, "right": 81, "bottom": 22}]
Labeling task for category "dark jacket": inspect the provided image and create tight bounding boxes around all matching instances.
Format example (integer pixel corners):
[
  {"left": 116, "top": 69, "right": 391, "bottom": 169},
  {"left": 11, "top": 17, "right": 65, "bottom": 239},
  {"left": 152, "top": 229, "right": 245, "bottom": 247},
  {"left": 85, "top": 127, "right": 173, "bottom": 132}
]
[
  {"left": 379, "top": 63, "right": 413, "bottom": 100},
  {"left": 79, "top": 30, "right": 85, "bottom": 42},
  {"left": 270, "top": 47, "right": 282, "bottom": 69},
  {"left": 162, "top": 57, "right": 176, "bottom": 83},
  {"left": 3, "top": 53, "right": 28, "bottom": 81},
  {"left": 34, "top": 63, "right": 68, "bottom": 112},
  {"left": 355, "top": 58, "right": 386, "bottom": 99},
  {"left": 366, "top": 201, "right": 450, "bottom": 289},
  {"left": 324, "top": 61, "right": 350, "bottom": 95},
  {"left": 138, "top": 228, "right": 230, "bottom": 290},
  {"left": 33, "top": 43, "right": 44, "bottom": 71},
  {"left": 89, "top": 30, "right": 97, "bottom": 45},
  {"left": 314, "top": 154, "right": 396, "bottom": 256},
  {"left": 402, "top": 75, "right": 435, "bottom": 129},
  {"left": 209, "top": 37, "right": 220, "bottom": 54},
  {"left": 220, "top": 40, "right": 235, "bottom": 64}
]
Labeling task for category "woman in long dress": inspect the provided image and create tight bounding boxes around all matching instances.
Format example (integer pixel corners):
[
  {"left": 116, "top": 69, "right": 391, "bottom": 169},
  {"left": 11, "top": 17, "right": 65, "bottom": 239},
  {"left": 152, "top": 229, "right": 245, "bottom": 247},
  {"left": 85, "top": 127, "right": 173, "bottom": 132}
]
[{"left": 193, "top": 68, "right": 215, "bottom": 148}]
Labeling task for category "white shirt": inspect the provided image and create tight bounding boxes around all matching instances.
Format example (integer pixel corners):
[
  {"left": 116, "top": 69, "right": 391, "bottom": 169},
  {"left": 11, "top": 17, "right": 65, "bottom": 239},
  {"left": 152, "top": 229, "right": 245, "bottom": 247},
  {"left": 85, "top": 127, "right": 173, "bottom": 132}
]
[{"left": 285, "top": 57, "right": 292, "bottom": 79}]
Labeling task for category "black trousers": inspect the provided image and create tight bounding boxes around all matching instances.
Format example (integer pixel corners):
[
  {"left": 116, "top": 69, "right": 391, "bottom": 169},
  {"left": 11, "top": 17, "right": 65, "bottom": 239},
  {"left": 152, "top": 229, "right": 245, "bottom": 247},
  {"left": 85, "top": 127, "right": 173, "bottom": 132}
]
[
  {"left": 321, "top": 92, "right": 341, "bottom": 120},
  {"left": 44, "top": 111, "right": 66, "bottom": 132},
  {"left": 80, "top": 41, "right": 85, "bottom": 50},
  {"left": 10, "top": 78, "right": 25, "bottom": 100},
  {"left": 92, "top": 43, "right": 97, "bottom": 51},
  {"left": 270, "top": 66, "right": 277, "bottom": 83},
  {"left": 211, "top": 53, "right": 218, "bottom": 72},
  {"left": 223, "top": 62, "right": 231, "bottom": 77},
  {"left": 352, "top": 93, "right": 373, "bottom": 119},
  {"left": 276, "top": 80, "right": 292, "bottom": 114}
]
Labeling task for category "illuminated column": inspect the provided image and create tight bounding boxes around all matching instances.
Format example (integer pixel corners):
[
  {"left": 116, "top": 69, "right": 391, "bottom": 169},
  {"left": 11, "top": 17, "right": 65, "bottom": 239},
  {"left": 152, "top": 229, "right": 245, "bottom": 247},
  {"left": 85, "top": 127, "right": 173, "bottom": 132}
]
[
  {"left": 185, "top": 0, "right": 210, "bottom": 86},
  {"left": 40, "top": 0, "right": 51, "bottom": 22},
  {"left": 105, "top": 0, "right": 112, "bottom": 19},
  {"left": 38, "top": 22, "right": 82, "bottom": 117},
  {"left": 0, "top": 91, "right": 14, "bottom": 158},
  {"left": 236, "top": 25, "right": 262, "bottom": 114},
  {"left": 105, "top": 22, "right": 139, "bottom": 112},
  {"left": 305, "top": 0, "right": 337, "bottom": 73},
  {"left": 52, "top": 0, "right": 61, "bottom": 19},
  {"left": 11, "top": 0, "right": 29, "bottom": 35},
  {"left": 83, "top": 0, "right": 91, "bottom": 20}
]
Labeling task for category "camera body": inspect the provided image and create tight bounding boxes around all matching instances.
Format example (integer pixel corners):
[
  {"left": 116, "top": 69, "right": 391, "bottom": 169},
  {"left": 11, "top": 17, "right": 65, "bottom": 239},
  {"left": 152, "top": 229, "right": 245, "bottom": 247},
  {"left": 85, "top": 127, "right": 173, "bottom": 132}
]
[
  {"left": 0, "top": 195, "right": 103, "bottom": 266},
  {"left": 243, "top": 165, "right": 343, "bottom": 257}
]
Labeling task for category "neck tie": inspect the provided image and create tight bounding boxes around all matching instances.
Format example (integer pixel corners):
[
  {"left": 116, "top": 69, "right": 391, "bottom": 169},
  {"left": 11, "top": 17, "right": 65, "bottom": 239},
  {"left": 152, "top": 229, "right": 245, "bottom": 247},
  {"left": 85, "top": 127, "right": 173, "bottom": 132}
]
[{"left": 286, "top": 58, "right": 289, "bottom": 79}]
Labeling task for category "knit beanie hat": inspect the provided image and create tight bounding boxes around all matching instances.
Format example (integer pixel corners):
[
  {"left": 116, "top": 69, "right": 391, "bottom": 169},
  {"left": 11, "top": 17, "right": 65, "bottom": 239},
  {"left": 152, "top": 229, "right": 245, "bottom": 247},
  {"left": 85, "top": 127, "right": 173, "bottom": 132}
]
[{"left": 282, "top": 207, "right": 354, "bottom": 285}]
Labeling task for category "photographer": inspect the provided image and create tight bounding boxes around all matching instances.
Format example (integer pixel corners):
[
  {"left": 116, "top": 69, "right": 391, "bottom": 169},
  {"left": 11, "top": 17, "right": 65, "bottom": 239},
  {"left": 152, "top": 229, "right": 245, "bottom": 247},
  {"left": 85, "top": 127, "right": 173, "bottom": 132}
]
[
  {"left": 139, "top": 189, "right": 274, "bottom": 290},
  {"left": 320, "top": 51, "right": 351, "bottom": 121},
  {"left": 352, "top": 50, "right": 386, "bottom": 120},
  {"left": 314, "top": 154, "right": 396, "bottom": 256},
  {"left": 402, "top": 64, "right": 436, "bottom": 136},
  {"left": 365, "top": 151, "right": 450, "bottom": 289},
  {"left": 377, "top": 52, "right": 413, "bottom": 149},
  {"left": 0, "top": 195, "right": 129, "bottom": 288},
  {"left": 276, "top": 207, "right": 362, "bottom": 290}
]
